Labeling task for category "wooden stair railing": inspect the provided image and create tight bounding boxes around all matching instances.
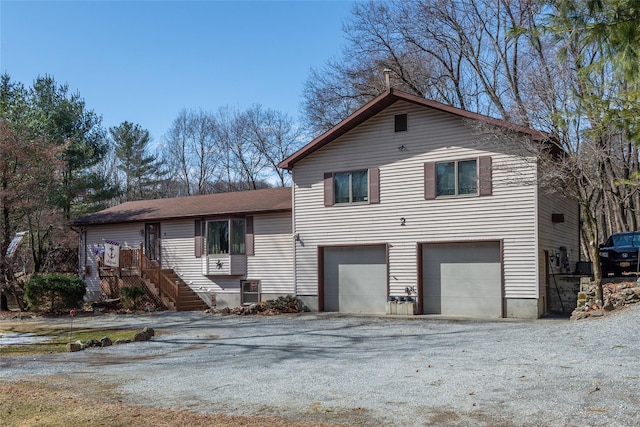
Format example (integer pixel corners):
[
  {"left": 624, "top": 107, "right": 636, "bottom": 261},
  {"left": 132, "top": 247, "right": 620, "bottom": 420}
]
[
  {"left": 161, "top": 269, "right": 210, "bottom": 311},
  {"left": 140, "top": 253, "right": 180, "bottom": 309},
  {"left": 139, "top": 251, "right": 209, "bottom": 311}
]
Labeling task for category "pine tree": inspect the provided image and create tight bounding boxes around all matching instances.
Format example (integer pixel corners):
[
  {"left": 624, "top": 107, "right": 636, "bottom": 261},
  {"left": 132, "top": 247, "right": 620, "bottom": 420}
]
[{"left": 110, "top": 121, "right": 162, "bottom": 201}]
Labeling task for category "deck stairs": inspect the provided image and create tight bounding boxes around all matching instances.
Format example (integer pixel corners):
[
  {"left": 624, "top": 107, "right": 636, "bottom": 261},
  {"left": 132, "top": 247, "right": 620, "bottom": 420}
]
[
  {"left": 104, "top": 248, "right": 210, "bottom": 312},
  {"left": 140, "top": 268, "right": 209, "bottom": 312},
  {"left": 158, "top": 269, "right": 209, "bottom": 311}
]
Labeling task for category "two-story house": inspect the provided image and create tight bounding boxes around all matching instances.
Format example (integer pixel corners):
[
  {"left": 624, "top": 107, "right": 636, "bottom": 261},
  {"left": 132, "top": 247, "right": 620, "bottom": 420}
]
[
  {"left": 278, "top": 89, "right": 578, "bottom": 318},
  {"left": 76, "top": 89, "right": 578, "bottom": 319}
]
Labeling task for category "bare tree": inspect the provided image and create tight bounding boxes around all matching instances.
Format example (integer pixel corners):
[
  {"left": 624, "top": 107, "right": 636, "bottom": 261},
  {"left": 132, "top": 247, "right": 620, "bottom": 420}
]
[
  {"left": 163, "top": 109, "right": 220, "bottom": 196},
  {"left": 88, "top": 142, "right": 121, "bottom": 207},
  {"left": 215, "top": 106, "right": 267, "bottom": 190},
  {"left": 0, "top": 120, "right": 65, "bottom": 309},
  {"left": 160, "top": 104, "right": 298, "bottom": 195},
  {"left": 244, "top": 105, "right": 303, "bottom": 187},
  {"left": 302, "top": 0, "right": 546, "bottom": 135}
]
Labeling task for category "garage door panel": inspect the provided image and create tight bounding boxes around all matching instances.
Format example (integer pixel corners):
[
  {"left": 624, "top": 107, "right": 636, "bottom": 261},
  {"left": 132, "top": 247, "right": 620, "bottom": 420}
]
[
  {"left": 323, "top": 246, "right": 387, "bottom": 314},
  {"left": 439, "top": 263, "right": 502, "bottom": 297},
  {"left": 338, "top": 264, "right": 387, "bottom": 313},
  {"left": 422, "top": 242, "right": 502, "bottom": 318},
  {"left": 444, "top": 295, "right": 499, "bottom": 317}
]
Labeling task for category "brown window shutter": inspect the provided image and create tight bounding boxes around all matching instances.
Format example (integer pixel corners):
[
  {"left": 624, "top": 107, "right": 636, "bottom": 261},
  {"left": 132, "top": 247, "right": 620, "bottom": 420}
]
[
  {"left": 478, "top": 156, "right": 492, "bottom": 196},
  {"left": 194, "top": 220, "right": 203, "bottom": 258},
  {"left": 369, "top": 168, "right": 380, "bottom": 204},
  {"left": 324, "top": 172, "right": 334, "bottom": 206},
  {"left": 424, "top": 162, "right": 436, "bottom": 200},
  {"left": 245, "top": 216, "right": 254, "bottom": 256}
]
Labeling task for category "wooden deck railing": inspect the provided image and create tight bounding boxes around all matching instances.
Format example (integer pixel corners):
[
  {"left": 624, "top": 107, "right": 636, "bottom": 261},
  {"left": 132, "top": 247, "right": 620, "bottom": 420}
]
[
  {"left": 98, "top": 247, "right": 180, "bottom": 309},
  {"left": 119, "top": 248, "right": 141, "bottom": 271}
]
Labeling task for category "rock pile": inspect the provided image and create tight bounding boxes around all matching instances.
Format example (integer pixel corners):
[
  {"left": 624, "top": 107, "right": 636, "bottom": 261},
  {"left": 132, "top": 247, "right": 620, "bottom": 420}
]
[
  {"left": 206, "top": 295, "right": 308, "bottom": 316},
  {"left": 67, "top": 327, "right": 154, "bottom": 352},
  {"left": 571, "top": 279, "right": 640, "bottom": 320},
  {"left": 134, "top": 327, "right": 155, "bottom": 342}
]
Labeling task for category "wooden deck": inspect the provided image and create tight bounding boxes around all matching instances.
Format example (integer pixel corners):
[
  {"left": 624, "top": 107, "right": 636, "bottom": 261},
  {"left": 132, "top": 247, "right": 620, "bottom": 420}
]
[{"left": 98, "top": 248, "right": 208, "bottom": 312}]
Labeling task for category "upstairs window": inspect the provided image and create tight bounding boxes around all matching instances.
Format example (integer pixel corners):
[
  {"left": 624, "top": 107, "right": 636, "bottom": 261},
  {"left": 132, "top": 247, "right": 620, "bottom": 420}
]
[
  {"left": 324, "top": 168, "right": 380, "bottom": 206},
  {"left": 424, "top": 157, "right": 492, "bottom": 200},
  {"left": 436, "top": 159, "right": 477, "bottom": 196},
  {"left": 334, "top": 170, "right": 369, "bottom": 204}
]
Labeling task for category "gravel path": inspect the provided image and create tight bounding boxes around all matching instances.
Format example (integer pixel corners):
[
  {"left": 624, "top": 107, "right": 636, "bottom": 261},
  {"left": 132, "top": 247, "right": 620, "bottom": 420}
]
[{"left": 2, "top": 308, "right": 640, "bottom": 426}]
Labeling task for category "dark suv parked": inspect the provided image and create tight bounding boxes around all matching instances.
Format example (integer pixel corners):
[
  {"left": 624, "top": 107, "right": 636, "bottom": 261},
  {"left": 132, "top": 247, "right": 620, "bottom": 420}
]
[{"left": 600, "top": 232, "right": 640, "bottom": 277}]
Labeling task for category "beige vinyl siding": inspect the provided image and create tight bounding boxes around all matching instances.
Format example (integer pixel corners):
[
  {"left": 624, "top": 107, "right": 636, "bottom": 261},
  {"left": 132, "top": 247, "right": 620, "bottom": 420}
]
[
  {"left": 82, "top": 213, "right": 293, "bottom": 304},
  {"left": 538, "top": 192, "right": 580, "bottom": 254},
  {"left": 82, "top": 224, "right": 144, "bottom": 300},
  {"left": 161, "top": 214, "right": 293, "bottom": 297},
  {"left": 293, "top": 100, "right": 539, "bottom": 299},
  {"left": 247, "top": 212, "right": 293, "bottom": 294},
  {"left": 78, "top": 231, "right": 87, "bottom": 286},
  {"left": 537, "top": 190, "right": 580, "bottom": 293},
  {"left": 161, "top": 220, "right": 241, "bottom": 297}
]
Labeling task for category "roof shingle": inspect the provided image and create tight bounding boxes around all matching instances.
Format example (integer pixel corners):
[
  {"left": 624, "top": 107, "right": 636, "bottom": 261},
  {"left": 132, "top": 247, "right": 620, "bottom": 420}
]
[{"left": 74, "top": 187, "right": 291, "bottom": 226}]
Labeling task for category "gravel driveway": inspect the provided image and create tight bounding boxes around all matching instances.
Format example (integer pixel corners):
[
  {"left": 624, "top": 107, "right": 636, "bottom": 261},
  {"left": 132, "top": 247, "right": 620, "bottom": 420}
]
[{"left": 2, "top": 307, "right": 640, "bottom": 426}]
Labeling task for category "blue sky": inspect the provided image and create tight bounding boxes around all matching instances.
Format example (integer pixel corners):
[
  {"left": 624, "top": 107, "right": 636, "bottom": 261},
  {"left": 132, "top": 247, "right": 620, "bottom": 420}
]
[{"left": 1, "top": 0, "right": 354, "bottom": 144}]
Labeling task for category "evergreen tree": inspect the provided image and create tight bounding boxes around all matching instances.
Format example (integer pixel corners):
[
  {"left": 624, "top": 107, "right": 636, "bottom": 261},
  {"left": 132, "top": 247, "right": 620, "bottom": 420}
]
[
  {"left": 0, "top": 74, "right": 66, "bottom": 309},
  {"left": 110, "top": 121, "right": 162, "bottom": 201},
  {"left": 27, "top": 75, "right": 115, "bottom": 217}
]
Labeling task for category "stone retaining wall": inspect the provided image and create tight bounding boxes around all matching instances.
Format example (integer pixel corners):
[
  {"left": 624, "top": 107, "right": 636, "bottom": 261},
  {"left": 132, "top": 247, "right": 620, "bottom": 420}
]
[
  {"left": 548, "top": 275, "right": 582, "bottom": 314},
  {"left": 572, "top": 277, "right": 640, "bottom": 320}
]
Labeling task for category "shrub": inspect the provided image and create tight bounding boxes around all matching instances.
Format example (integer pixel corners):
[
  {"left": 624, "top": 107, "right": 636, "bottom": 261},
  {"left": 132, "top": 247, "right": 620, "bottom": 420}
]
[
  {"left": 24, "top": 273, "right": 86, "bottom": 312},
  {"left": 120, "top": 286, "right": 145, "bottom": 310}
]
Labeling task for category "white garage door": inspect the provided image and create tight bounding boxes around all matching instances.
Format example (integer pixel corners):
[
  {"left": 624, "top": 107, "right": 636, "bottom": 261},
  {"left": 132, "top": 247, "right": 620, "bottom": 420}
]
[
  {"left": 323, "top": 245, "right": 387, "bottom": 314},
  {"left": 422, "top": 242, "right": 502, "bottom": 318}
]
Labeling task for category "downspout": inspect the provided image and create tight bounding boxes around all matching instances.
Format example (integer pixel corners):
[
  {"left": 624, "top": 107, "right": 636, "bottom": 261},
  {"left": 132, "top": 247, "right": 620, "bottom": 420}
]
[
  {"left": 533, "top": 141, "right": 541, "bottom": 316},
  {"left": 292, "top": 170, "right": 297, "bottom": 297},
  {"left": 82, "top": 229, "right": 87, "bottom": 275}
]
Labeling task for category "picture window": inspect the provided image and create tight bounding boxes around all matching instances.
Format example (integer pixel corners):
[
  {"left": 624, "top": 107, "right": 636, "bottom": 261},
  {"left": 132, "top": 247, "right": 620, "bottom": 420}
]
[{"left": 206, "top": 219, "right": 245, "bottom": 254}]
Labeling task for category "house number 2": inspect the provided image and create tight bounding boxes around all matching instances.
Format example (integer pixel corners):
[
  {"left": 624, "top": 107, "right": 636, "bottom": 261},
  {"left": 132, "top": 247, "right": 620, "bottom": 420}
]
[{"left": 400, "top": 217, "right": 406, "bottom": 226}]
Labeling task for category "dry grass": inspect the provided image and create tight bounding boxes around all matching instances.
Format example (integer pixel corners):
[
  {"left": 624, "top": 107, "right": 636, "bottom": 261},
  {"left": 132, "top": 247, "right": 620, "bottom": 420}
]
[
  {"left": 0, "top": 312, "right": 363, "bottom": 426},
  {"left": 0, "top": 378, "right": 342, "bottom": 427},
  {"left": 0, "top": 326, "right": 140, "bottom": 356}
]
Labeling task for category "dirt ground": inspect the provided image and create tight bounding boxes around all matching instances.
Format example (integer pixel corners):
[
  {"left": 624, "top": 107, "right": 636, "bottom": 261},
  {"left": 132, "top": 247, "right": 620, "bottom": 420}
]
[
  {"left": 0, "top": 308, "right": 346, "bottom": 427},
  {"left": 3, "top": 305, "right": 640, "bottom": 426},
  {"left": 0, "top": 377, "right": 343, "bottom": 427}
]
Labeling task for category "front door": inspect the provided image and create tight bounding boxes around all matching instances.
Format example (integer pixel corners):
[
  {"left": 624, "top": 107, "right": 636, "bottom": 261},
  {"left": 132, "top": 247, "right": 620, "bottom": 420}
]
[{"left": 145, "top": 223, "right": 161, "bottom": 263}]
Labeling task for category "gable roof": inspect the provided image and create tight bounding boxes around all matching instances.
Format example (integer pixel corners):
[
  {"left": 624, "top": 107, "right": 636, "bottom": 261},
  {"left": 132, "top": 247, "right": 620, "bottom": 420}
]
[
  {"left": 74, "top": 187, "right": 291, "bottom": 226},
  {"left": 278, "top": 89, "right": 550, "bottom": 170}
]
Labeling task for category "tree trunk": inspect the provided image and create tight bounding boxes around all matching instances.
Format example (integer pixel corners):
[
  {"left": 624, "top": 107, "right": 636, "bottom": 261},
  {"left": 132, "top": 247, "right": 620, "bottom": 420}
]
[
  {"left": 7, "top": 283, "right": 27, "bottom": 311},
  {"left": 0, "top": 292, "right": 8, "bottom": 311},
  {"left": 582, "top": 204, "right": 604, "bottom": 304}
]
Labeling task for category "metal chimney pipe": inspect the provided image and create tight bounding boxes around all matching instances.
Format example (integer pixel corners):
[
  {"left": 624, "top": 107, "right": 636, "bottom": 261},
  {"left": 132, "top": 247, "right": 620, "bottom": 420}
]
[{"left": 383, "top": 68, "right": 392, "bottom": 91}]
